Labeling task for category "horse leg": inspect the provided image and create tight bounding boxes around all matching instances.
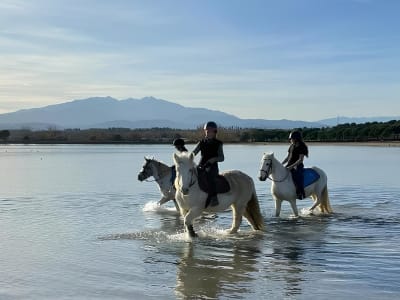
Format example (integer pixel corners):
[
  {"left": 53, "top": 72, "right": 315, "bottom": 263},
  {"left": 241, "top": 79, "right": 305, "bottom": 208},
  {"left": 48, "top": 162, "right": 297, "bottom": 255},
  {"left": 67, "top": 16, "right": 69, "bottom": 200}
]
[
  {"left": 289, "top": 200, "right": 299, "bottom": 217},
  {"left": 274, "top": 197, "right": 282, "bottom": 217},
  {"left": 158, "top": 196, "right": 169, "bottom": 205},
  {"left": 187, "top": 224, "right": 197, "bottom": 238},
  {"left": 159, "top": 196, "right": 180, "bottom": 213},
  {"left": 229, "top": 206, "right": 243, "bottom": 234},
  {"left": 173, "top": 199, "right": 180, "bottom": 212},
  {"left": 184, "top": 208, "right": 202, "bottom": 238},
  {"left": 309, "top": 195, "right": 321, "bottom": 212}
]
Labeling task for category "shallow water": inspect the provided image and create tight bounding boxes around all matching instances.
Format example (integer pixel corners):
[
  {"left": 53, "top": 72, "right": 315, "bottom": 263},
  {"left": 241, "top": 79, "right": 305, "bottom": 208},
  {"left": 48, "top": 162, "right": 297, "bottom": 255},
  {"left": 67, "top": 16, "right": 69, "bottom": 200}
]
[{"left": 1, "top": 144, "right": 399, "bottom": 299}]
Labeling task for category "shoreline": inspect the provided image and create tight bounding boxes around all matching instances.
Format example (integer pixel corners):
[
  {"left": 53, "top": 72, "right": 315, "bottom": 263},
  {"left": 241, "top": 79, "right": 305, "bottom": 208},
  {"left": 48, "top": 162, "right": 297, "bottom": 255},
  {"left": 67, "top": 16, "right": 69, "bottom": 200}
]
[
  {"left": 253, "top": 141, "right": 400, "bottom": 147},
  {"left": 1, "top": 141, "right": 400, "bottom": 147}
]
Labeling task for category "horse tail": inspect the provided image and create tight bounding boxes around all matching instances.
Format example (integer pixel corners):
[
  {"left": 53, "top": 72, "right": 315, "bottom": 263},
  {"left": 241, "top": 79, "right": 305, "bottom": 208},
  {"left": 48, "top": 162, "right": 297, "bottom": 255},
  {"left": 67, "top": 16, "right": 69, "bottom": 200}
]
[
  {"left": 319, "top": 185, "right": 333, "bottom": 214},
  {"left": 244, "top": 183, "right": 265, "bottom": 231}
]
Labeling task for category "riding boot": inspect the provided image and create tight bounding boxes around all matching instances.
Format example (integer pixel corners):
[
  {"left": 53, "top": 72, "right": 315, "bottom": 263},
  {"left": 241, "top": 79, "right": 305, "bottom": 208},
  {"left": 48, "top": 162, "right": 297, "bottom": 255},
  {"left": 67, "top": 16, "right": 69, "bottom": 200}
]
[
  {"left": 205, "top": 165, "right": 218, "bottom": 207},
  {"left": 296, "top": 188, "right": 304, "bottom": 200},
  {"left": 206, "top": 194, "right": 218, "bottom": 207}
]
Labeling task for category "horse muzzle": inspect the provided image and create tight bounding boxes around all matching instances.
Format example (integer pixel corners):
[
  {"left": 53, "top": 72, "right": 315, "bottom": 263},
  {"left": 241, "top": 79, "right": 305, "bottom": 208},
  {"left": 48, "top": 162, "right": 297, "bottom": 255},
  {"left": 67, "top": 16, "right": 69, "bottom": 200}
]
[
  {"left": 181, "top": 187, "right": 189, "bottom": 195},
  {"left": 137, "top": 173, "right": 145, "bottom": 181},
  {"left": 258, "top": 175, "right": 266, "bottom": 181}
]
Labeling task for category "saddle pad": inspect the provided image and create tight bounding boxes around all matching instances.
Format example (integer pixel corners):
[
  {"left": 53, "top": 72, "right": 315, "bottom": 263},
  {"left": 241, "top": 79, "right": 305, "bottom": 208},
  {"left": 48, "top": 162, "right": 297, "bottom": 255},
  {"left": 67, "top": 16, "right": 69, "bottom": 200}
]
[
  {"left": 304, "top": 168, "right": 320, "bottom": 187},
  {"left": 197, "top": 167, "right": 230, "bottom": 194}
]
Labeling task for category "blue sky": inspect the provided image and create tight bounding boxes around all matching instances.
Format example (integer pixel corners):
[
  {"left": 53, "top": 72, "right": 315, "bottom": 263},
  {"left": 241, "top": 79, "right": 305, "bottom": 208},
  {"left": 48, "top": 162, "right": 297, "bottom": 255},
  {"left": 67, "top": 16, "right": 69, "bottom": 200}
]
[{"left": 0, "top": 0, "right": 399, "bottom": 121}]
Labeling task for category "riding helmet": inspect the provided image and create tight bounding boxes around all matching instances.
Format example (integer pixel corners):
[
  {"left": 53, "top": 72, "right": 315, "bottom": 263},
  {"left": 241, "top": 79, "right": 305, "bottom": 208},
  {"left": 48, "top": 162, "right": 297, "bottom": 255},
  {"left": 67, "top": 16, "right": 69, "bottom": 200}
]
[
  {"left": 288, "top": 130, "right": 302, "bottom": 141},
  {"left": 203, "top": 121, "right": 218, "bottom": 130},
  {"left": 173, "top": 138, "right": 185, "bottom": 146}
]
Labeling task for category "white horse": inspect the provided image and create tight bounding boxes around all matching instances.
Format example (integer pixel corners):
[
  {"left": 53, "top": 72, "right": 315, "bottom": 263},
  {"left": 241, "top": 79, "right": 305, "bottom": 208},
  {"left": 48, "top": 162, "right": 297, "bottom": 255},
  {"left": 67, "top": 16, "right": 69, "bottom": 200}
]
[
  {"left": 173, "top": 152, "right": 265, "bottom": 237},
  {"left": 258, "top": 152, "right": 333, "bottom": 217},
  {"left": 137, "top": 157, "right": 179, "bottom": 211}
]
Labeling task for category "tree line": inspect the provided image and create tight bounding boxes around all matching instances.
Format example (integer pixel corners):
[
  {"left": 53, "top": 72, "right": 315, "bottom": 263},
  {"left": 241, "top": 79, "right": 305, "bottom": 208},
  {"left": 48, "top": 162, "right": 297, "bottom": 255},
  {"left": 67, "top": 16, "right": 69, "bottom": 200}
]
[{"left": 1, "top": 119, "right": 400, "bottom": 144}]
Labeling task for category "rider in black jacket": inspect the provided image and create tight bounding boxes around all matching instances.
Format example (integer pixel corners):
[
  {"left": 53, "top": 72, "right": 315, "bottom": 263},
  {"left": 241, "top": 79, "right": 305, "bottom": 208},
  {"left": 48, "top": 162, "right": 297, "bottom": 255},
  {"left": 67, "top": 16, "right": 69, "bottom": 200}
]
[
  {"left": 282, "top": 130, "right": 309, "bottom": 199},
  {"left": 192, "top": 121, "right": 224, "bottom": 206}
]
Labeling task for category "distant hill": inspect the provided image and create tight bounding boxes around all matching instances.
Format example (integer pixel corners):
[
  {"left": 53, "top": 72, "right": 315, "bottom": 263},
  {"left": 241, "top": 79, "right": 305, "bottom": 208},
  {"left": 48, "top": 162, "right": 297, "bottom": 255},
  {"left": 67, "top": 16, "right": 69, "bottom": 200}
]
[
  {"left": 0, "top": 96, "right": 323, "bottom": 130},
  {"left": 1, "top": 96, "right": 397, "bottom": 130},
  {"left": 319, "top": 116, "right": 400, "bottom": 127}
]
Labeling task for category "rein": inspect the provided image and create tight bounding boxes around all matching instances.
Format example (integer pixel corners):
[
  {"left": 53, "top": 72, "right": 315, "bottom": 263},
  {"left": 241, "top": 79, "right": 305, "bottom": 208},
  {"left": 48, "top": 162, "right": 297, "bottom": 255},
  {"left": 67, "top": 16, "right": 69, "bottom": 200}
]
[
  {"left": 176, "top": 166, "right": 197, "bottom": 190},
  {"left": 260, "top": 158, "right": 290, "bottom": 183}
]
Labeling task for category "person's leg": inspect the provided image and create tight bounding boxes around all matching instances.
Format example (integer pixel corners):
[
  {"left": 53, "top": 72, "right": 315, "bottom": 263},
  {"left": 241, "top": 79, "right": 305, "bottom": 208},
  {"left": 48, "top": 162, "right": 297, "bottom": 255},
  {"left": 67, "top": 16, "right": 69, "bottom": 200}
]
[
  {"left": 291, "top": 168, "right": 303, "bottom": 199},
  {"left": 206, "top": 166, "right": 218, "bottom": 207},
  {"left": 297, "top": 164, "right": 305, "bottom": 198}
]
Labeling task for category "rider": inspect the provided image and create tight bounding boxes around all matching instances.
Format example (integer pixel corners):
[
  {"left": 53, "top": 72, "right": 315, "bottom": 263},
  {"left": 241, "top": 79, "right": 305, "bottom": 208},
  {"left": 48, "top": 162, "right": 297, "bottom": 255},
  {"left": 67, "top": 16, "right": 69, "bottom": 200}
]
[
  {"left": 192, "top": 121, "right": 224, "bottom": 207},
  {"left": 282, "top": 130, "right": 309, "bottom": 199},
  {"left": 173, "top": 138, "right": 188, "bottom": 152}
]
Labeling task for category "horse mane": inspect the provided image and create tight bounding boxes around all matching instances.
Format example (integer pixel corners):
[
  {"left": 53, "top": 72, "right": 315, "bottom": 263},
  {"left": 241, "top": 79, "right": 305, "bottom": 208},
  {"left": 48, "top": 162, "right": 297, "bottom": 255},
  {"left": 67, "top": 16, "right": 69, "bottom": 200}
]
[
  {"left": 263, "top": 152, "right": 274, "bottom": 159},
  {"left": 144, "top": 156, "right": 169, "bottom": 167},
  {"left": 173, "top": 151, "right": 197, "bottom": 167}
]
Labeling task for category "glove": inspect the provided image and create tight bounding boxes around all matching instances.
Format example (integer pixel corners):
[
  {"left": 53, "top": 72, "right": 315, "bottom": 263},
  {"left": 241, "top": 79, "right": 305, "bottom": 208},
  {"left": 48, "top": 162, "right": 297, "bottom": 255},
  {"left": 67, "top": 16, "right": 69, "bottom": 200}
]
[
  {"left": 200, "top": 162, "right": 211, "bottom": 171},
  {"left": 204, "top": 162, "right": 212, "bottom": 171}
]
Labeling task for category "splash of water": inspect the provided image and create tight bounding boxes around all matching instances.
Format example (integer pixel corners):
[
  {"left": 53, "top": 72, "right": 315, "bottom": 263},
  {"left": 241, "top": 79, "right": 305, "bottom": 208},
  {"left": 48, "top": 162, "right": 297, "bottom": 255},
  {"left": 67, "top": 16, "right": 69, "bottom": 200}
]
[{"left": 142, "top": 201, "right": 179, "bottom": 215}]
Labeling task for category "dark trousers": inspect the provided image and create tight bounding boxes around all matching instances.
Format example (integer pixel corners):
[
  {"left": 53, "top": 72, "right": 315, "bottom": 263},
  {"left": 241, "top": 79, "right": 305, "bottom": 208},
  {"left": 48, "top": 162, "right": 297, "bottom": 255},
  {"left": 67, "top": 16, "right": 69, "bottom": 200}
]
[
  {"left": 290, "top": 163, "right": 304, "bottom": 196},
  {"left": 206, "top": 165, "right": 218, "bottom": 197}
]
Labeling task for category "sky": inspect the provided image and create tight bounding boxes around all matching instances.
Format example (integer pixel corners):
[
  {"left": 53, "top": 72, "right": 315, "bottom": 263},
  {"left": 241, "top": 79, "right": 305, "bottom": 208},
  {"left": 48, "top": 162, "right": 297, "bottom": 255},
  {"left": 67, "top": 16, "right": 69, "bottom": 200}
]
[{"left": 0, "top": 0, "right": 399, "bottom": 121}]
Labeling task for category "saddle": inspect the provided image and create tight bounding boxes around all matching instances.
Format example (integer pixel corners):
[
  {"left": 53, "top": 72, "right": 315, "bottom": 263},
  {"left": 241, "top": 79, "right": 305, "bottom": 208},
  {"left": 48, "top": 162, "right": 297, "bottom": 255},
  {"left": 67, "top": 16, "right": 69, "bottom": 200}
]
[
  {"left": 197, "top": 167, "right": 230, "bottom": 194},
  {"left": 303, "top": 168, "right": 320, "bottom": 187}
]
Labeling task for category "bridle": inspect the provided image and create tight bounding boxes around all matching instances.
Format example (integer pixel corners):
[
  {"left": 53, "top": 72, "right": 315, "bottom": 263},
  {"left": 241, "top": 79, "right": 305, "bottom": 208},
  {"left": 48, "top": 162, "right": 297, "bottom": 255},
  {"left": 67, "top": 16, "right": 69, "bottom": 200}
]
[
  {"left": 178, "top": 166, "right": 197, "bottom": 190},
  {"left": 260, "top": 158, "right": 290, "bottom": 182}
]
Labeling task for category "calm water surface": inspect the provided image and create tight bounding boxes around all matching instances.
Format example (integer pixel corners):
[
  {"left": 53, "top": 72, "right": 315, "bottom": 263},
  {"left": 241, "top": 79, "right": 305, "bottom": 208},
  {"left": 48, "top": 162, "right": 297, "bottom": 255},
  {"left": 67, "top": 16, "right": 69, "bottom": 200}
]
[{"left": 1, "top": 144, "right": 399, "bottom": 299}]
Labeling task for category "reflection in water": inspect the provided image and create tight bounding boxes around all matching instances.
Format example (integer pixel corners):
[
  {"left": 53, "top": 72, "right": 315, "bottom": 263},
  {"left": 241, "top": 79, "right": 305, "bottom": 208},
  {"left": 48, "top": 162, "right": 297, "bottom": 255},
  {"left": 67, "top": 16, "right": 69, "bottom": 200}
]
[
  {"left": 173, "top": 216, "right": 332, "bottom": 299},
  {"left": 175, "top": 236, "right": 263, "bottom": 299},
  {"left": 262, "top": 217, "right": 331, "bottom": 297},
  {"left": 269, "top": 244, "right": 305, "bottom": 297}
]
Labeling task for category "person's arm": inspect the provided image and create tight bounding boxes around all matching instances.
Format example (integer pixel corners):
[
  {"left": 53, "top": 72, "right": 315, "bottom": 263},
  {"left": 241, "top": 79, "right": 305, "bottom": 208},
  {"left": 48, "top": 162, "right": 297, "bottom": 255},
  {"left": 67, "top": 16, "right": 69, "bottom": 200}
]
[
  {"left": 205, "top": 143, "right": 224, "bottom": 165},
  {"left": 192, "top": 141, "right": 201, "bottom": 155},
  {"left": 286, "top": 154, "right": 305, "bottom": 170},
  {"left": 216, "top": 143, "right": 224, "bottom": 162}
]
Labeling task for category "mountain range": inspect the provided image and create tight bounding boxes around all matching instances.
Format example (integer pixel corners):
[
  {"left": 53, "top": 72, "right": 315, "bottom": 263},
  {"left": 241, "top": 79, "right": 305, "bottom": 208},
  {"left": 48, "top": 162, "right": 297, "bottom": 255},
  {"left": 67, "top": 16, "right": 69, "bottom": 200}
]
[{"left": 0, "top": 96, "right": 398, "bottom": 130}]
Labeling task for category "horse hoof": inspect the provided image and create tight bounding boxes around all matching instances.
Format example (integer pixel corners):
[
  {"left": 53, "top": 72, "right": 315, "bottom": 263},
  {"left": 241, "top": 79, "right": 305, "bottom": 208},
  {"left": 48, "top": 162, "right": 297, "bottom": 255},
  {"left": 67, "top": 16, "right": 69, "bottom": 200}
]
[
  {"left": 188, "top": 231, "right": 198, "bottom": 238},
  {"left": 187, "top": 225, "right": 198, "bottom": 238}
]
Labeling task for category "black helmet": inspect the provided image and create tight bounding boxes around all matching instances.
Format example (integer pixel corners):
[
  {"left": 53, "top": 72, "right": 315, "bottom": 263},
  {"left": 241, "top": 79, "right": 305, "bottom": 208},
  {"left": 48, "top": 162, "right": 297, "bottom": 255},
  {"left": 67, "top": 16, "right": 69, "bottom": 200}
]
[
  {"left": 289, "top": 130, "right": 302, "bottom": 141},
  {"left": 203, "top": 121, "right": 218, "bottom": 130},
  {"left": 173, "top": 138, "right": 185, "bottom": 146}
]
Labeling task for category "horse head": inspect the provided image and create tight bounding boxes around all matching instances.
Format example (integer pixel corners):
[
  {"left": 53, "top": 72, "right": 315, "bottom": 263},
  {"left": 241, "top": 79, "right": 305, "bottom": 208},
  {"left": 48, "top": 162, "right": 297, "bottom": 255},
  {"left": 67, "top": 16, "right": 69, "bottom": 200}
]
[
  {"left": 258, "top": 152, "right": 274, "bottom": 181},
  {"left": 173, "top": 152, "right": 197, "bottom": 195},
  {"left": 138, "top": 156, "right": 156, "bottom": 181}
]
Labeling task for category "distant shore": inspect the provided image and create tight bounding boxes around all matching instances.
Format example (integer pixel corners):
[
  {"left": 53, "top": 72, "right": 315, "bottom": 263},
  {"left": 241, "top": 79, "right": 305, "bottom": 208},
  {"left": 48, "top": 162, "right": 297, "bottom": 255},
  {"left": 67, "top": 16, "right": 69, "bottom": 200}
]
[
  {"left": 2, "top": 141, "right": 400, "bottom": 147},
  {"left": 310, "top": 141, "right": 400, "bottom": 147},
  {"left": 267, "top": 141, "right": 400, "bottom": 147}
]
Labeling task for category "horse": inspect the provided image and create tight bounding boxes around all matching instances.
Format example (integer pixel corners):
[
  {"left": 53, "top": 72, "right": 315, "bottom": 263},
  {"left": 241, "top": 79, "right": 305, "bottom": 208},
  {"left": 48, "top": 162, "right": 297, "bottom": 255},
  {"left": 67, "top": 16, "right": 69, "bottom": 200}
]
[
  {"left": 173, "top": 152, "right": 265, "bottom": 237},
  {"left": 258, "top": 152, "right": 333, "bottom": 217},
  {"left": 137, "top": 157, "right": 179, "bottom": 211}
]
